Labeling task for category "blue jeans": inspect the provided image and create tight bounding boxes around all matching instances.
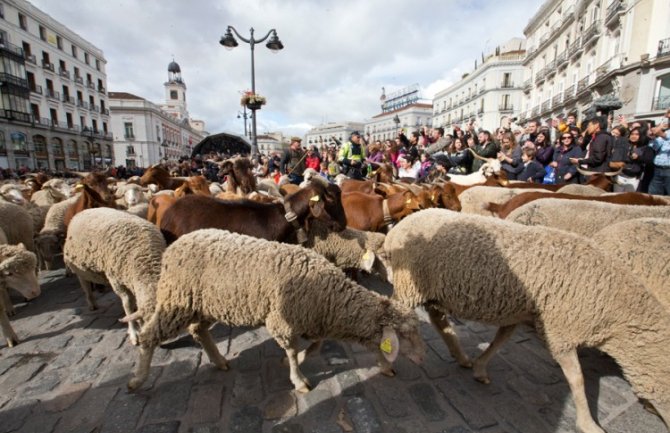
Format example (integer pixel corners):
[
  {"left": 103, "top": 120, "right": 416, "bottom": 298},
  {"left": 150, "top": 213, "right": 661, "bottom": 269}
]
[
  {"left": 648, "top": 166, "right": 670, "bottom": 195},
  {"left": 288, "top": 173, "right": 304, "bottom": 185}
]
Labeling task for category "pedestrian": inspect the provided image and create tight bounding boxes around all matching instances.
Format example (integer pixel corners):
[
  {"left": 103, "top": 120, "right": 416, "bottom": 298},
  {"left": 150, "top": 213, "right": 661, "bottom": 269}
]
[
  {"left": 570, "top": 116, "right": 613, "bottom": 173},
  {"left": 517, "top": 147, "right": 545, "bottom": 183},
  {"left": 338, "top": 131, "right": 367, "bottom": 180},
  {"left": 280, "top": 137, "right": 307, "bottom": 185},
  {"left": 648, "top": 109, "right": 670, "bottom": 195}
]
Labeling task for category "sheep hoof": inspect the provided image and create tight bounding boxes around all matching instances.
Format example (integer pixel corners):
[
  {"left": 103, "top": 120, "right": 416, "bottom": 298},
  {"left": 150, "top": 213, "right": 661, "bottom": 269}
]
[
  {"left": 295, "top": 383, "right": 311, "bottom": 393},
  {"left": 474, "top": 375, "right": 491, "bottom": 385},
  {"left": 129, "top": 335, "right": 139, "bottom": 346},
  {"left": 6, "top": 308, "right": 16, "bottom": 317},
  {"left": 459, "top": 360, "right": 473, "bottom": 369},
  {"left": 216, "top": 361, "right": 229, "bottom": 371},
  {"left": 380, "top": 368, "right": 396, "bottom": 377},
  {"left": 88, "top": 304, "right": 98, "bottom": 311},
  {"left": 127, "top": 377, "right": 143, "bottom": 391},
  {"left": 6, "top": 337, "right": 18, "bottom": 348}
]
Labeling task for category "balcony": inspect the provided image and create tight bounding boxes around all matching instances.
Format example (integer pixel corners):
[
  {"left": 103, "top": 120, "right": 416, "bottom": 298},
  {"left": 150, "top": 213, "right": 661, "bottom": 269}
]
[
  {"left": 52, "top": 146, "right": 64, "bottom": 157},
  {"left": 74, "top": 75, "right": 84, "bottom": 85},
  {"left": 577, "top": 76, "right": 590, "bottom": 95},
  {"left": 564, "top": 84, "right": 576, "bottom": 101},
  {"left": 556, "top": 51, "right": 568, "bottom": 69},
  {"left": 41, "top": 60, "right": 55, "bottom": 72},
  {"left": 523, "top": 79, "right": 532, "bottom": 93},
  {"left": 77, "top": 100, "right": 89, "bottom": 110},
  {"left": 499, "top": 104, "right": 513, "bottom": 113},
  {"left": 545, "top": 60, "right": 557, "bottom": 78},
  {"left": 125, "top": 134, "right": 135, "bottom": 141},
  {"left": 479, "top": 87, "right": 485, "bottom": 95},
  {"left": 86, "top": 81, "right": 96, "bottom": 90},
  {"left": 0, "top": 40, "right": 24, "bottom": 59},
  {"left": 24, "top": 54, "right": 36, "bottom": 65},
  {"left": 68, "top": 150, "right": 79, "bottom": 159},
  {"left": 0, "top": 109, "right": 32, "bottom": 123},
  {"left": 582, "top": 21, "right": 601, "bottom": 48},
  {"left": 552, "top": 93, "right": 564, "bottom": 107},
  {"left": 606, "top": 0, "right": 624, "bottom": 28},
  {"left": 500, "top": 82, "right": 514, "bottom": 89},
  {"left": 535, "top": 67, "right": 546, "bottom": 84},
  {"left": 659, "top": 38, "right": 670, "bottom": 59},
  {"left": 126, "top": 149, "right": 136, "bottom": 157},
  {"left": 0, "top": 73, "right": 28, "bottom": 89},
  {"left": 45, "top": 89, "right": 60, "bottom": 101},
  {"left": 596, "top": 61, "right": 611, "bottom": 81},
  {"left": 531, "top": 106, "right": 540, "bottom": 118},
  {"left": 34, "top": 116, "right": 50, "bottom": 127},
  {"left": 101, "top": 108, "right": 109, "bottom": 115},
  {"left": 62, "top": 95, "right": 75, "bottom": 105},
  {"left": 59, "top": 68, "right": 70, "bottom": 80},
  {"left": 569, "top": 39, "right": 583, "bottom": 60},
  {"left": 541, "top": 100, "right": 551, "bottom": 113},
  {"left": 98, "top": 85, "right": 106, "bottom": 94},
  {"left": 90, "top": 104, "right": 100, "bottom": 113},
  {"left": 652, "top": 96, "right": 670, "bottom": 111}
]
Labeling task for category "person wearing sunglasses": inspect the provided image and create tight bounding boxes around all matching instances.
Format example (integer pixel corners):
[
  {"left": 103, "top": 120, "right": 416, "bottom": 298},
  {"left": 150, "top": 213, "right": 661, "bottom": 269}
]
[{"left": 550, "top": 133, "right": 582, "bottom": 184}]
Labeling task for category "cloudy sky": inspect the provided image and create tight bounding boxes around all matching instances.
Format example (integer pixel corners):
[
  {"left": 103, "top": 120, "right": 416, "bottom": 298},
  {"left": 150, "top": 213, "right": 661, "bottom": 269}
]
[{"left": 31, "top": 0, "right": 542, "bottom": 137}]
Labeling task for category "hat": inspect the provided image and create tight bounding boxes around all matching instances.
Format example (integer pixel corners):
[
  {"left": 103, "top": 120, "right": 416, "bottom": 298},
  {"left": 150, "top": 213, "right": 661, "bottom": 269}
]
[
  {"left": 350, "top": 131, "right": 361, "bottom": 137},
  {"left": 290, "top": 136, "right": 302, "bottom": 143}
]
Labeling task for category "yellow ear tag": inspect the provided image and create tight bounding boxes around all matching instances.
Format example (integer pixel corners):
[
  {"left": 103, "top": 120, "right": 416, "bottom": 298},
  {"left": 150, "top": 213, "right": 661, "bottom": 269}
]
[
  {"left": 310, "top": 195, "right": 320, "bottom": 202},
  {"left": 431, "top": 194, "right": 435, "bottom": 201},
  {"left": 74, "top": 184, "right": 84, "bottom": 191},
  {"left": 380, "top": 337, "right": 393, "bottom": 354},
  {"left": 405, "top": 198, "right": 411, "bottom": 204},
  {"left": 362, "top": 251, "right": 371, "bottom": 261}
]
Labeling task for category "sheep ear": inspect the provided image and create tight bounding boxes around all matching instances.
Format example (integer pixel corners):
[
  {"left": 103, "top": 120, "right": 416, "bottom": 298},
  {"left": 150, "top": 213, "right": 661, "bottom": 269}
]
[
  {"left": 309, "top": 198, "right": 325, "bottom": 218},
  {"left": 380, "top": 326, "right": 400, "bottom": 363},
  {"left": 360, "top": 250, "right": 375, "bottom": 272}
]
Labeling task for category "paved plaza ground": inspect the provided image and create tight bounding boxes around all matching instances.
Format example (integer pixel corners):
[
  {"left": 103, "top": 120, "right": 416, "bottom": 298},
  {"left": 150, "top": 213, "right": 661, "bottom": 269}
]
[{"left": 0, "top": 269, "right": 666, "bottom": 433}]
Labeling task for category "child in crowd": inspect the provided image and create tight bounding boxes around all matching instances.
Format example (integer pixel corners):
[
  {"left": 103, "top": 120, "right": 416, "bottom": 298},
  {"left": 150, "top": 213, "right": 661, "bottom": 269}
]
[{"left": 517, "top": 147, "right": 545, "bottom": 183}]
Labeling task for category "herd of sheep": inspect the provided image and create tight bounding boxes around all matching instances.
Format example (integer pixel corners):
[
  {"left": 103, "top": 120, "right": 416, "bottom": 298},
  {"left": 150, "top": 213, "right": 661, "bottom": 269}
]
[{"left": 1, "top": 159, "right": 670, "bottom": 433}]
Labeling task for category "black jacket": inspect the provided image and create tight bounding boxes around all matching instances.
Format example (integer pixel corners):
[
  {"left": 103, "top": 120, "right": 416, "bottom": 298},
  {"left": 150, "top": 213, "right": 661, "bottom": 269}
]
[
  {"left": 517, "top": 160, "right": 546, "bottom": 183},
  {"left": 581, "top": 131, "right": 613, "bottom": 172}
]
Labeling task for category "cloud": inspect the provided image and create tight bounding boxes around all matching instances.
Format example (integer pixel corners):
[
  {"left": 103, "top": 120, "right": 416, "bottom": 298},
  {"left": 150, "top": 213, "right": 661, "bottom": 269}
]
[{"left": 30, "top": 0, "right": 541, "bottom": 136}]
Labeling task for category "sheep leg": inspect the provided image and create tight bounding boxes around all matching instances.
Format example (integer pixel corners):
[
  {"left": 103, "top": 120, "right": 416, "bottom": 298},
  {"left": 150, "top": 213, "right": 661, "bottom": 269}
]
[
  {"left": 109, "top": 282, "right": 140, "bottom": 346},
  {"left": 127, "top": 344, "right": 155, "bottom": 391},
  {"left": 188, "top": 321, "right": 229, "bottom": 371},
  {"left": 298, "top": 340, "right": 322, "bottom": 365},
  {"left": 1, "top": 288, "right": 15, "bottom": 317},
  {"left": 425, "top": 304, "right": 472, "bottom": 368},
  {"left": 75, "top": 275, "right": 98, "bottom": 311},
  {"left": 472, "top": 324, "right": 516, "bottom": 384},
  {"left": 554, "top": 349, "right": 605, "bottom": 433},
  {"left": 0, "top": 306, "right": 19, "bottom": 347},
  {"left": 284, "top": 341, "right": 312, "bottom": 393}
]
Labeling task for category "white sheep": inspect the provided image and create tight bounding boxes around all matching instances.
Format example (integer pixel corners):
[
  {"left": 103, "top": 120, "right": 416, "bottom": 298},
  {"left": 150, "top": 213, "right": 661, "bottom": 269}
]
[
  {"left": 126, "top": 229, "right": 425, "bottom": 392},
  {"left": 592, "top": 218, "right": 670, "bottom": 309},
  {"left": 0, "top": 201, "right": 35, "bottom": 253},
  {"left": 0, "top": 242, "right": 40, "bottom": 347},
  {"left": 556, "top": 184, "right": 607, "bottom": 196},
  {"left": 64, "top": 208, "right": 166, "bottom": 345},
  {"left": 29, "top": 178, "right": 73, "bottom": 207},
  {"left": 507, "top": 198, "right": 670, "bottom": 236},
  {"left": 305, "top": 219, "right": 387, "bottom": 275},
  {"left": 458, "top": 186, "right": 549, "bottom": 216},
  {"left": 34, "top": 195, "right": 79, "bottom": 270},
  {"left": 125, "top": 203, "right": 149, "bottom": 219},
  {"left": 0, "top": 182, "right": 28, "bottom": 205},
  {"left": 384, "top": 209, "right": 670, "bottom": 433},
  {"left": 114, "top": 183, "right": 148, "bottom": 209}
]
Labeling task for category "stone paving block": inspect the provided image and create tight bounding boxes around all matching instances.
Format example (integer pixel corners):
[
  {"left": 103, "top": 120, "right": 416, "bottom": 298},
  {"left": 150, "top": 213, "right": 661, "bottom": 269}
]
[
  {"left": 418, "top": 346, "right": 451, "bottom": 379},
  {"left": 384, "top": 419, "right": 431, "bottom": 433},
  {"left": 14, "top": 409, "right": 60, "bottom": 433},
  {"left": 188, "top": 424, "right": 222, "bottom": 433},
  {"left": 426, "top": 337, "right": 455, "bottom": 362},
  {"left": 264, "top": 357, "right": 293, "bottom": 392},
  {"left": 42, "top": 381, "right": 91, "bottom": 412},
  {"left": 271, "top": 423, "right": 305, "bottom": 433},
  {"left": 157, "top": 354, "right": 201, "bottom": 384},
  {"left": 0, "top": 354, "right": 21, "bottom": 375},
  {"left": 186, "top": 383, "right": 225, "bottom": 424},
  {"left": 88, "top": 329, "right": 127, "bottom": 357},
  {"left": 229, "top": 406, "right": 263, "bottom": 433},
  {"left": 419, "top": 322, "right": 441, "bottom": 341},
  {"left": 604, "top": 402, "right": 667, "bottom": 433},
  {"left": 235, "top": 346, "right": 262, "bottom": 372},
  {"left": 143, "top": 380, "right": 192, "bottom": 423},
  {"left": 435, "top": 378, "right": 498, "bottom": 430},
  {"left": 47, "top": 346, "right": 90, "bottom": 371},
  {"left": 393, "top": 356, "right": 423, "bottom": 381},
  {"left": 137, "top": 421, "right": 181, "bottom": 433},
  {"left": 371, "top": 378, "right": 411, "bottom": 418},
  {"left": 263, "top": 390, "right": 297, "bottom": 420},
  {"left": 20, "top": 368, "right": 61, "bottom": 396},
  {"left": 263, "top": 338, "right": 284, "bottom": 358},
  {"left": 96, "top": 360, "right": 133, "bottom": 387},
  {"left": 296, "top": 388, "right": 336, "bottom": 420},
  {"left": 68, "top": 355, "right": 105, "bottom": 383},
  {"left": 505, "top": 373, "right": 553, "bottom": 407},
  {"left": 0, "top": 356, "right": 46, "bottom": 389},
  {"left": 408, "top": 383, "right": 447, "bottom": 422},
  {"left": 231, "top": 372, "right": 264, "bottom": 407},
  {"left": 33, "top": 333, "right": 73, "bottom": 352},
  {"left": 54, "top": 385, "right": 117, "bottom": 433},
  {"left": 0, "top": 397, "right": 37, "bottom": 432},
  {"left": 346, "top": 396, "right": 383, "bottom": 433},
  {"left": 335, "top": 369, "right": 363, "bottom": 396},
  {"left": 99, "top": 389, "right": 148, "bottom": 433}
]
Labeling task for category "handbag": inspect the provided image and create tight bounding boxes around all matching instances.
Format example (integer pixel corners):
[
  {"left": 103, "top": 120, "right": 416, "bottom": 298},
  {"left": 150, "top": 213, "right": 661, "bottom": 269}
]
[{"left": 543, "top": 165, "right": 556, "bottom": 184}]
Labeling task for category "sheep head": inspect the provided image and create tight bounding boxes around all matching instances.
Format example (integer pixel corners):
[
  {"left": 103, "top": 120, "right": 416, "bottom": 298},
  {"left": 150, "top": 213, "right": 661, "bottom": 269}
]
[{"left": 0, "top": 244, "right": 40, "bottom": 300}]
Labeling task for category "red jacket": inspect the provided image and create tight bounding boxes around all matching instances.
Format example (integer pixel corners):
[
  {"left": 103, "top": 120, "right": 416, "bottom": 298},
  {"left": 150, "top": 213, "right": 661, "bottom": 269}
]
[{"left": 305, "top": 154, "right": 321, "bottom": 171}]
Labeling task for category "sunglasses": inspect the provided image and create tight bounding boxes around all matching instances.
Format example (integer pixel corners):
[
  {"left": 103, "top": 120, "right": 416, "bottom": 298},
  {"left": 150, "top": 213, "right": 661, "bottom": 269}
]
[{"left": 561, "top": 136, "right": 572, "bottom": 139}]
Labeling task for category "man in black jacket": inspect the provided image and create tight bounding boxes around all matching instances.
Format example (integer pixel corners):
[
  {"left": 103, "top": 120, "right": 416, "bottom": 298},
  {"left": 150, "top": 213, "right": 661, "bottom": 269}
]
[{"left": 570, "top": 116, "right": 612, "bottom": 172}]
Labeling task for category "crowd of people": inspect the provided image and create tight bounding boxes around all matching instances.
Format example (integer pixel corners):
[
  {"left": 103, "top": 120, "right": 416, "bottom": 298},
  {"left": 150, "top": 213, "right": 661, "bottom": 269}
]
[{"left": 275, "top": 108, "right": 670, "bottom": 196}]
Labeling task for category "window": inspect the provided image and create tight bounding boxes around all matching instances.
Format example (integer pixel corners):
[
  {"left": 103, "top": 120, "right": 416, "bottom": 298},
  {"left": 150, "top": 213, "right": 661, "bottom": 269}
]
[
  {"left": 66, "top": 112, "right": 73, "bottom": 128},
  {"left": 30, "top": 103, "right": 39, "bottom": 119},
  {"left": 501, "top": 94, "right": 511, "bottom": 109},
  {"left": 26, "top": 72, "right": 36, "bottom": 90},
  {"left": 502, "top": 72, "right": 512, "bottom": 87},
  {"left": 91, "top": 119, "right": 97, "bottom": 132},
  {"left": 56, "top": 36, "right": 63, "bottom": 50},
  {"left": 76, "top": 90, "right": 83, "bottom": 102},
  {"left": 18, "top": 13, "right": 27, "bottom": 30},
  {"left": 39, "top": 26, "right": 46, "bottom": 41},
  {"left": 50, "top": 109, "right": 58, "bottom": 126},
  {"left": 0, "top": 131, "right": 5, "bottom": 153},
  {"left": 11, "top": 132, "right": 27, "bottom": 152},
  {"left": 74, "top": 66, "right": 80, "bottom": 79},
  {"left": 33, "top": 135, "right": 46, "bottom": 153},
  {"left": 654, "top": 74, "right": 670, "bottom": 110},
  {"left": 71, "top": 44, "right": 77, "bottom": 58},
  {"left": 84, "top": 52, "right": 89, "bottom": 65},
  {"left": 0, "top": 4, "right": 4, "bottom": 20},
  {"left": 102, "top": 122, "right": 107, "bottom": 133},
  {"left": 124, "top": 122, "right": 134, "bottom": 138},
  {"left": 22, "top": 41, "right": 31, "bottom": 57},
  {"left": 95, "top": 59, "right": 100, "bottom": 71},
  {"left": 59, "top": 59, "right": 66, "bottom": 72},
  {"left": 170, "top": 90, "right": 178, "bottom": 100}
]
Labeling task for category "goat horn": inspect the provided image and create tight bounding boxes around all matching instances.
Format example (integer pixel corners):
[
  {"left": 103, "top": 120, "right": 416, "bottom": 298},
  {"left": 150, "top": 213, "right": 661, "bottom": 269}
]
[{"left": 575, "top": 166, "right": 624, "bottom": 177}]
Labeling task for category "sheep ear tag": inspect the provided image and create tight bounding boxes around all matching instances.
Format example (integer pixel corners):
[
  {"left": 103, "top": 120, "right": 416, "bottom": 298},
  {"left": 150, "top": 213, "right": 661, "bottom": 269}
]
[
  {"left": 380, "top": 326, "right": 399, "bottom": 363},
  {"left": 405, "top": 199, "right": 411, "bottom": 204},
  {"left": 361, "top": 250, "right": 375, "bottom": 272},
  {"left": 310, "top": 195, "right": 320, "bottom": 202}
]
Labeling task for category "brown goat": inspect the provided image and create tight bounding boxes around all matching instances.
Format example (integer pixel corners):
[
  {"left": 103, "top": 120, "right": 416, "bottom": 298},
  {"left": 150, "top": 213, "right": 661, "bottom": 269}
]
[
  {"left": 147, "top": 194, "right": 177, "bottom": 227},
  {"left": 140, "top": 165, "right": 187, "bottom": 190},
  {"left": 486, "top": 191, "right": 669, "bottom": 219},
  {"left": 219, "top": 157, "right": 257, "bottom": 195},
  {"left": 63, "top": 184, "right": 117, "bottom": 229},
  {"left": 341, "top": 190, "right": 421, "bottom": 232}
]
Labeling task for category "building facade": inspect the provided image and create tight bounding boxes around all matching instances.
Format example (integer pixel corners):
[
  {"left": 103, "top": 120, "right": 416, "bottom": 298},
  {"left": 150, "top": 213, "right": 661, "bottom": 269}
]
[
  {"left": 519, "top": 0, "right": 670, "bottom": 126},
  {"left": 256, "top": 132, "right": 287, "bottom": 155},
  {"left": 365, "top": 104, "right": 433, "bottom": 143},
  {"left": 0, "top": 0, "right": 113, "bottom": 171},
  {"left": 432, "top": 38, "right": 526, "bottom": 134},
  {"left": 304, "top": 121, "right": 365, "bottom": 148}
]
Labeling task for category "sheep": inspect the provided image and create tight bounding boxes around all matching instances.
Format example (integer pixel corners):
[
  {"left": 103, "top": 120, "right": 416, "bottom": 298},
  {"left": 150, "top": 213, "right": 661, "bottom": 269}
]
[
  {"left": 29, "top": 178, "right": 73, "bottom": 207},
  {"left": 384, "top": 209, "right": 670, "bottom": 433},
  {"left": 0, "top": 242, "right": 40, "bottom": 347},
  {"left": 126, "top": 203, "right": 149, "bottom": 219},
  {"left": 256, "top": 178, "right": 283, "bottom": 199},
  {"left": 556, "top": 184, "right": 606, "bottom": 196},
  {"left": 305, "top": 219, "right": 387, "bottom": 276},
  {"left": 126, "top": 228, "right": 425, "bottom": 392},
  {"left": 0, "top": 182, "right": 28, "bottom": 205},
  {"left": 34, "top": 195, "right": 79, "bottom": 270},
  {"left": 64, "top": 208, "right": 166, "bottom": 345},
  {"left": 507, "top": 198, "right": 670, "bottom": 237},
  {"left": 115, "top": 183, "right": 148, "bottom": 209},
  {"left": 208, "top": 181, "right": 225, "bottom": 196},
  {"left": 457, "top": 186, "right": 548, "bottom": 216},
  {"left": 592, "top": 218, "right": 670, "bottom": 309},
  {"left": 0, "top": 201, "right": 35, "bottom": 253}
]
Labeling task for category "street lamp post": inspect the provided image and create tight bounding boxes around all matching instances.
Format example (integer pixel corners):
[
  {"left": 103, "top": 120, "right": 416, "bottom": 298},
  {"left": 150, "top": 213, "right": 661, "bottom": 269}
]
[
  {"left": 393, "top": 114, "right": 401, "bottom": 133},
  {"left": 220, "top": 26, "right": 284, "bottom": 160},
  {"left": 237, "top": 105, "right": 249, "bottom": 138}
]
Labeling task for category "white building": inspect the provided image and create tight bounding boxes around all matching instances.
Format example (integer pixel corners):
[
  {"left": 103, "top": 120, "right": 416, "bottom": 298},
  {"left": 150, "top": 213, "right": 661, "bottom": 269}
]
[
  {"left": 0, "top": 0, "right": 113, "bottom": 171},
  {"left": 109, "top": 60, "right": 207, "bottom": 168},
  {"left": 519, "top": 0, "right": 670, "bottom": 126},
  {"left": 433, "top": 38, "right": 526, "bottom": 134},
  {"left": 365, "top": 104, "right": 433, "bottom": 143},
  {"left": 257, "top": 132, "right": 287, "bottom": 155},
  {"left": 304, "top": 121, "right": 365, "bottom": 149}
]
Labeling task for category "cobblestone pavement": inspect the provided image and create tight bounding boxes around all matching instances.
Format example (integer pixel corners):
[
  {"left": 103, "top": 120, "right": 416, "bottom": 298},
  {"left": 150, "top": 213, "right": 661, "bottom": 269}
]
[{"left": 0, "top": 269, "right": 666, "bottom": 433}]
